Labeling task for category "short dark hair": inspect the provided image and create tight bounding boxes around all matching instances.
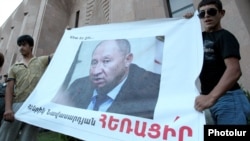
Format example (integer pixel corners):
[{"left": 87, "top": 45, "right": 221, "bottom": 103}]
[
  {"left": 17, "top": 34, "right": 34, "bottom": 47},
  {"left": 0, "top": 52, "right": 4, "bottom": 67},
  {"left": 198, "top": 0, "right": 223, "bottom": 11}
]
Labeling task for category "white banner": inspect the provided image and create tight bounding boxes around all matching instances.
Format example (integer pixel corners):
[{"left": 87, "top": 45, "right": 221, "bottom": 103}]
[{"left": 15, "top": 15, "right": 205, "bottom": 141}]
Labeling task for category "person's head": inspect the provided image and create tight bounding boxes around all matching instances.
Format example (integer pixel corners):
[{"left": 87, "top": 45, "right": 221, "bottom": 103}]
[
  {"left": 0, "top": 52, "right": 4, "bottom": 69},
  {"left": 197, "top": 0, "right": 225, "bottom": 32},
  {"left": 17, "top": 35, "right": 34, "bottom": 56},
  {"left": 89, "top": 39, "right": 133, "bottom": 94}
]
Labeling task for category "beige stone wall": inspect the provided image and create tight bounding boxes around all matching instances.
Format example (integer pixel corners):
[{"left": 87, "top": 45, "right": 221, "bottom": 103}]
[
  {"left": 66, "top": 0, "right": 166, "bottom": 28},
  {"left": 35, "top": 0, "right": 71, "bottom": 56},
  {"left": 234, "top": 0, "right": 250, "bottom": 91}
]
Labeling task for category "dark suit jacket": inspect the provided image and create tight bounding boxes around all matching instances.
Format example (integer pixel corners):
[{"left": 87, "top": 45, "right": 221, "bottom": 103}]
[{"left": 54, "top": 64, "right": 160, "bottom": 119}]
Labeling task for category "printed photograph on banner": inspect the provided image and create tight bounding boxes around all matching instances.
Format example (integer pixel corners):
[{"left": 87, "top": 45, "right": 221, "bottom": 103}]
[{"left": 52, "top": 36, "right": 165, "bottom": 119}]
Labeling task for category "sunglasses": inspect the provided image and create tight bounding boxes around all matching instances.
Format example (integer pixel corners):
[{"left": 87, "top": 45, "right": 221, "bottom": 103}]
[{"left": 198, "top": 8, "right": 218, "bottom": 19}]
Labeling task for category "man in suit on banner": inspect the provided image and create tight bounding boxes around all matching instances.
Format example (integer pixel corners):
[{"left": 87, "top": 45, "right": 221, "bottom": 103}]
[{"left": 53, "top": 39, "right": 161, "bottom": 119}]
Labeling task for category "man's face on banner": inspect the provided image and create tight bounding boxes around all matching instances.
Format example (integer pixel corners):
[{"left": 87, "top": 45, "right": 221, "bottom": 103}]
[{"left": 89, "top": 40, "right": 129, "bottom": 93}]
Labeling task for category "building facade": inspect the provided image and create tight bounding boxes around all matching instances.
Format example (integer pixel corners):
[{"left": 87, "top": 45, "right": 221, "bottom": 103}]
[{"left": 0, "top": 0, "right": 250, "bottom": 91}]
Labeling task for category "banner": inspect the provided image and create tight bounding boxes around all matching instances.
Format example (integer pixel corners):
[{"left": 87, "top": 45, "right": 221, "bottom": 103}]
[{"left": 15, "top": 15, "right": 205, "bottom": 141}]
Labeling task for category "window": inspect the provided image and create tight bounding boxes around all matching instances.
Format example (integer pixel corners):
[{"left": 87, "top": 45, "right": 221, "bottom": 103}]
[
  {"left": 168, "top": 0, "right": 195, "bottom": 17},
  {"left": 75, "top": 10, "right": 80, "bottom": 28}
]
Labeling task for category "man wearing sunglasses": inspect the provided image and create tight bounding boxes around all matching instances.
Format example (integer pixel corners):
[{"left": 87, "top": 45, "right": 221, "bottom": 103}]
[{"left": 185, "top": 0, "right": 250, "bottom": 125}]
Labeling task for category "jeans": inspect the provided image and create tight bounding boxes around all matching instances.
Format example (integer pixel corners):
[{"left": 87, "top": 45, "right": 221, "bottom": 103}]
[
  {"left": 0, "top": 102, "right": 39, "bottom": 141},
  {"left": 0, "top": 97, "right": 4, "bottom": 124},
  {"left": 210, "top": 89, "right": 250, "bottom": 125}
]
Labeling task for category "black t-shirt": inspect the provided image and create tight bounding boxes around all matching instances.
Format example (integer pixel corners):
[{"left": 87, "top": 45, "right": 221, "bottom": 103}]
[
  {"left": 200, "top": 29, "right": 241, "bottom": 94},
  {"left": 0, "top": 83, "right": 6, "bottom": 97}
]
